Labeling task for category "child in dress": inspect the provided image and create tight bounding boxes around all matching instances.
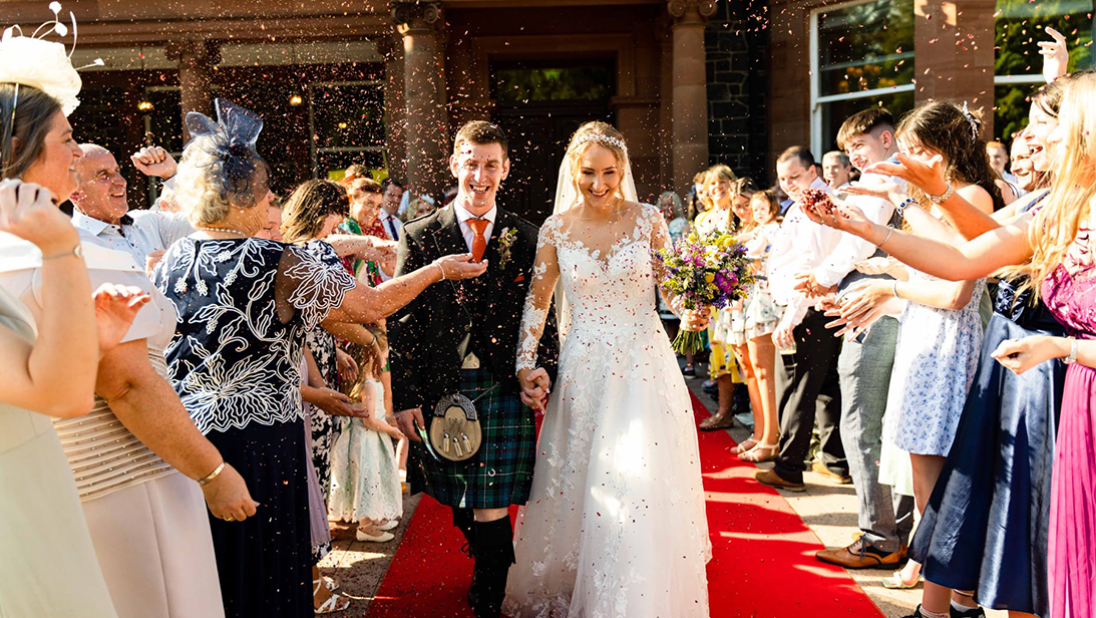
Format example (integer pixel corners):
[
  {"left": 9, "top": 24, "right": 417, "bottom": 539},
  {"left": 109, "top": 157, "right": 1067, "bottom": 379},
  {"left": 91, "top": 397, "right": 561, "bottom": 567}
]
[
  {"left": 736, "top": 190, "right": 784, "bottom": 462},
  {"left": 328, "top": 345, "right": 405, "bottom": 542}
]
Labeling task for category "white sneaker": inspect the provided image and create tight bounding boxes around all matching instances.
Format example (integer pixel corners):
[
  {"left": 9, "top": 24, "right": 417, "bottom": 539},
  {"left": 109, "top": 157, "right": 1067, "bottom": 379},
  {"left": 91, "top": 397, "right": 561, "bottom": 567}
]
[
  {"left": 375, "top": 520, "right": 399, "bottom": 532},
  {"left": 356, "top": 527, "right": 395, "bottom": 543}
]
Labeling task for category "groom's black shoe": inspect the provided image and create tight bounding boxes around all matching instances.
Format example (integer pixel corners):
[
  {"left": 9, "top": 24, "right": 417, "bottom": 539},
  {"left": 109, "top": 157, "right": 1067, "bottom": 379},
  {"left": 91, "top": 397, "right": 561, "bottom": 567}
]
[{"left": 471, "top": 516, "right": 516, "bottom": 618}]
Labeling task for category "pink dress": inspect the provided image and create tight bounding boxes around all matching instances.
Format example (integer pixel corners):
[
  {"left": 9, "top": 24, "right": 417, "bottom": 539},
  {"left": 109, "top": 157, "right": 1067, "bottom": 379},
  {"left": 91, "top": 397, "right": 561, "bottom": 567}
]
[{"left": 1042, "top": 226, "right": 1096, "bottom": 618}]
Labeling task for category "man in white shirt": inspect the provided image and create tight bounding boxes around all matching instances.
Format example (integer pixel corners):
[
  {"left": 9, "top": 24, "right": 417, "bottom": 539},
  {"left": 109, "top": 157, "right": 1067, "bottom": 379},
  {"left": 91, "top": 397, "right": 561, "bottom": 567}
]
[
  {"left": 822, "top": 151, "right": 853, "bottom": 190},
  {"left": 802, "top": 109, "right": 917, "bottom": 570},
  {"left": 70, "top": 144, "right": 192, "bottom": 271},
  {"left": 755, "top": 146, "right": 847, "bottom": 493},
  {"left": 376, "top": 179, "right": 405, "bottom": 281}
]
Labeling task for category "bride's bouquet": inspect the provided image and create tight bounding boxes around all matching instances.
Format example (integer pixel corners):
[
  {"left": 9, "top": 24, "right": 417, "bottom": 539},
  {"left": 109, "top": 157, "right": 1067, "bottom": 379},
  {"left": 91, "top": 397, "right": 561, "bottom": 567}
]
[{"left": 653, "top": 231, "right": 754, "bottom": 354}]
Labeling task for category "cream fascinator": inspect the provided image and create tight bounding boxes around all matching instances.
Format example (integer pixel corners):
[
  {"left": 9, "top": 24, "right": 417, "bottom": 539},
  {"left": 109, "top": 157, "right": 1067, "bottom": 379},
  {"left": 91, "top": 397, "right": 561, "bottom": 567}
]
[{"left": 0, "top": 2, "right": 101, "bottom": 116}]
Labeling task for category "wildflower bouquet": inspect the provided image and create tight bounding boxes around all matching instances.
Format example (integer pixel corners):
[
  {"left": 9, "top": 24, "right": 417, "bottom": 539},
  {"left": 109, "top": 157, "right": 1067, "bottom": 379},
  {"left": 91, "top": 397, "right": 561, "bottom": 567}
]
[{"left": 653, "top": 230, "right": 755, "bottom": 354}]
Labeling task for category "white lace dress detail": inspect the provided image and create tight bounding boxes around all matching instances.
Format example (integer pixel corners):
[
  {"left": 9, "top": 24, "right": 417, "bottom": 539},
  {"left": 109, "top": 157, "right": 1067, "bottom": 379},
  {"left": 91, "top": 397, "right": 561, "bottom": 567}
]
[{"left": 504, "top": 204, "right": 711, "bottom": 618}]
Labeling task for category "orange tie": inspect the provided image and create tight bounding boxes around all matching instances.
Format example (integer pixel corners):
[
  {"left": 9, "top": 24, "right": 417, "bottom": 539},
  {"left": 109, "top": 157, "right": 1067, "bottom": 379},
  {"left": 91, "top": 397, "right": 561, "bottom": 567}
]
[{"left": 468, "top": 218, "right": 489, "bottom": 262}]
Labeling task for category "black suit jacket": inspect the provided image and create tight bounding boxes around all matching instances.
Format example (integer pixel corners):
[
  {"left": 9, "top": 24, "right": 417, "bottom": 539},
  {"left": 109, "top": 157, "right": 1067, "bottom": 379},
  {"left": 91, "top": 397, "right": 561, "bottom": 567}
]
[{"left": 388, "top": 205, "right": 559, "bottom": 413}]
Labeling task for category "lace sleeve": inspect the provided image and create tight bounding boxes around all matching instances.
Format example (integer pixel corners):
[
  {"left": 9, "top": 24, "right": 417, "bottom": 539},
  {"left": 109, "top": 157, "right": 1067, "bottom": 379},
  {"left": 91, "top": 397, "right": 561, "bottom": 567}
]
[
  {"left": 516, "top": 217, "right": 562, "bottom": 373},
  {"left": 280, "top": 245, "right": 357, "bottom": 331}
]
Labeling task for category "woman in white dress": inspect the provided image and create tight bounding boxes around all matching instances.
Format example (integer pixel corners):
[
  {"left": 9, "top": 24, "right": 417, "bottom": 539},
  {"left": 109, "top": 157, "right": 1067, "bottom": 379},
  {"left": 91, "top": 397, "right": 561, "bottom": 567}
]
[{"left": 505, "top": 122, "right": 711, "bottom": 617}]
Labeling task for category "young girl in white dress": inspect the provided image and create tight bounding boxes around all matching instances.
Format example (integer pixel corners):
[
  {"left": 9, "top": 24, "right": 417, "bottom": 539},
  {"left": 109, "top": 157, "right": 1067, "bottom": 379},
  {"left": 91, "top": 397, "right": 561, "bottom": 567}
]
[{"left": 327, "top": 348, "right": 405, "bottom": 542}]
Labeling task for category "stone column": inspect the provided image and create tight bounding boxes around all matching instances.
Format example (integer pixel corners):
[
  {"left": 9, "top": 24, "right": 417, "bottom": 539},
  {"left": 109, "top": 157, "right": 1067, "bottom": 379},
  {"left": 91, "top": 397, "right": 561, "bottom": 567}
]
[
  {"left": 915, "top": 0, "right": 997, "bottom": 137},
  {"left": 165, "top": 39, "right": 220, "bottom": 139},
  {"left": 376, "top": 35, "right": 408, "bottom": 185},
  {"left": 392, "top": 1, "right": 449, "bottom": 201},
  {"left": 668, "top": 0, "right": 716, "bottom": 196}
]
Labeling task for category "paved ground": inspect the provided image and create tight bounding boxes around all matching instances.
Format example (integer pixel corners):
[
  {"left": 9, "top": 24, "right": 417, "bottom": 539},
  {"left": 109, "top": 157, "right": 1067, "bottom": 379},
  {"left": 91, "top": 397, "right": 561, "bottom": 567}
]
[{"left": 317, "top": 366, "right": 1005, "bottom": 618}]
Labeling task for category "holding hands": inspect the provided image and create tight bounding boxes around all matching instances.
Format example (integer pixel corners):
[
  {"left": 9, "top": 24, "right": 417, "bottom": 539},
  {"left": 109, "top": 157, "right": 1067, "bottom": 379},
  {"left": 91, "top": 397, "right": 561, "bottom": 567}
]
[{"left": 518, "top": 367, "right": 551, "bottom": 412}]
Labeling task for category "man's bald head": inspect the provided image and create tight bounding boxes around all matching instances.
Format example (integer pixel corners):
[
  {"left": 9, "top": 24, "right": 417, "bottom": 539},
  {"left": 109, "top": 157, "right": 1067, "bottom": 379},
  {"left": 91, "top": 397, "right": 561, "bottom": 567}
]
[{"left": 71, "top": 143, "right": 129, "bottom": 225}]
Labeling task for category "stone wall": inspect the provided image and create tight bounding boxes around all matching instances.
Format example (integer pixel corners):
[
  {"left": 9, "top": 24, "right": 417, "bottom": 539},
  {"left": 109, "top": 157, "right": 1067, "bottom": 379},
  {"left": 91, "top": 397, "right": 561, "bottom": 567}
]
[{"left": 706, "top": 0, "right": 770, "bottom": 184}]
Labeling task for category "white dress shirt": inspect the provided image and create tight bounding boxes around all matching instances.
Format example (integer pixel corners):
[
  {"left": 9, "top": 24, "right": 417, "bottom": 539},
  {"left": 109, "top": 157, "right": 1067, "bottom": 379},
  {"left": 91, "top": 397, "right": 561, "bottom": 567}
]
[
  {"left": 766, "top": 177, "right": 844, "bottom": 327},
  {"left": 72, "top": 209, "right": 193, "bottom": 267},
  {"left": 378, "top": 209, "right": 404, "bottom": 242},
  {"left": 812, "top": 172, "right": 896, "bottom": 288},
  {"left": 453, "top": 202, "right": 497, "bottom": 254}
]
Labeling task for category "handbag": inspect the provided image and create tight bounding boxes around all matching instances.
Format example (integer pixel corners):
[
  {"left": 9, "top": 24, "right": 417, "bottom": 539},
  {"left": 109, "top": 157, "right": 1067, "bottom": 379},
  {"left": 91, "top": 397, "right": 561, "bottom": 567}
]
[{"left": 429, "top": 392, "right": 485, "bottom": 462}]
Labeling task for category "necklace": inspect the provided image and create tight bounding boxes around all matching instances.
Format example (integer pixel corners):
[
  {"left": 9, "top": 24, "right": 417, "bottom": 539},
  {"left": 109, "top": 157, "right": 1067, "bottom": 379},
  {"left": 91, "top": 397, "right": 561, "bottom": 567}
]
[{"left": 197, "top": 226, "right": 249, "bottom": 239}]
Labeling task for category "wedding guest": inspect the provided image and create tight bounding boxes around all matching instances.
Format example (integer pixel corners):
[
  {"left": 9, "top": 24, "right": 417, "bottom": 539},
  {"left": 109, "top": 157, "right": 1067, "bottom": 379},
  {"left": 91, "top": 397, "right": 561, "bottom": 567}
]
[
  {"left": 0, "top": 81, "right": 259, "bottom": 618},
  {"left": 807, "top": 72, "right": 1086, "bottom": 618},
  {"left": 987, "top": 140, "right": 1021, "bottom": 206},
  {"left": 0, "top": 177, "right": 127, "bottom": 618},
  {"left": 683, "top": 168, "right": 713, "bottom": 377},
  {"left": 1010, "top": 134, "right": 1040, "bottom": 192},
  {"left": 152, "top": 98, "right": 485, "bottom": 618},
  {"left": 833, "top": 76, "right": 1070, "bottom": 618},
  {"left": 736, "top": 189, "right": 784, "bottom": 463},
  {"left": 328, "top": 344, "right": 405, "bottom": 542},
  {"left": 659, "top": 190, "right": 688, "bottom": 241},
  {"left": 754, "top": 146, "right": 848, "bottom": 491},
  {"left": 698, "top": 166, "right": 748, "bottom": 431},
  {"left": 70, "top": 144, "right": 192, "bottom": 268},
  {"left": 822, "top": 151, "right": 853, "bottom": 190},
  {"left": 807, "top": 108, "right": 916, "bottom": 569},
  {"left": 379, "top": 180, "right": 405, "bottom": 241}
]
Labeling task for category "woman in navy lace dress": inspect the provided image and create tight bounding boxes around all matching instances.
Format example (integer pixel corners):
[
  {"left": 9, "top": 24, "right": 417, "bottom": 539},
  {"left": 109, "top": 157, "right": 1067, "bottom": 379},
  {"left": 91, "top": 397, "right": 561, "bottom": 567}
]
[{"left": 152, "top": 100, "right": 485, "bottom": 618}]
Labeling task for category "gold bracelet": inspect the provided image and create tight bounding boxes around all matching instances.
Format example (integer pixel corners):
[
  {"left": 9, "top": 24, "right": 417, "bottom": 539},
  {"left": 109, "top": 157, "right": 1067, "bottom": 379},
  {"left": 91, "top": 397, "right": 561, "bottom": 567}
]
[{"left": 197, "top": 461, "right": 226, "bottom": 487}]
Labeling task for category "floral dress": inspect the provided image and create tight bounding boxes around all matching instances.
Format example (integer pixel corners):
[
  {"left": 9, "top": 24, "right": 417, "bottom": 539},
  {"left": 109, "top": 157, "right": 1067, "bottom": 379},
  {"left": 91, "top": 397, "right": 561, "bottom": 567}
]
[
  {"left": 154, "top": 237, "right": 356, "bottom": 618},
  {"left": 730, "top": 221, "right": 782, "bottom": 345}
]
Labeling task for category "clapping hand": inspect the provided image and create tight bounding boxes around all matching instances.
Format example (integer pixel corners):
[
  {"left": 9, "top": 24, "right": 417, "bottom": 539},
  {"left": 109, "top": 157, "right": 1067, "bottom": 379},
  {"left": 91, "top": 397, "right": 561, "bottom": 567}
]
[
  {"left": 131, "top": 146, "right": 177, "bottom": 179},
  {"left": 94, "top": 283, "right": 152, "bottom": 353},
  {"left": 518, "top": 367, "right": 551, "bottom": 412},
  {"left": 434, "top": 254, "right": 488, "bottom": 280},
  {"left": 1040, "top": 27, "right": 1070, "bottom": 83}
]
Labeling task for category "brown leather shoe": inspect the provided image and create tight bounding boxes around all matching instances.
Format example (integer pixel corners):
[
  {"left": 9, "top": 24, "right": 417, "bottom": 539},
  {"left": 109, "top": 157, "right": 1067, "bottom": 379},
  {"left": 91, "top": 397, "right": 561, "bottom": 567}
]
[
  {"left": 811, "top": 460, "right": 852, "bottom": 484},
  {"left": 754, "top": 469, "right": 805, "bottom": 492},
  {"left": 816, "top": 538, "right": 903, "bottom": 569},
  {"left": 699, "top": 412, "right": 734, "bottom": 431}
]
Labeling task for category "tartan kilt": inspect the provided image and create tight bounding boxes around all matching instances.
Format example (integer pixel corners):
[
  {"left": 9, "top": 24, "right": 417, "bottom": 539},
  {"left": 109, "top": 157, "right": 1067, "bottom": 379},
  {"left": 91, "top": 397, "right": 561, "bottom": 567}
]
[{"left": 409, "top": 368, "right": 536, "bottom": 509}]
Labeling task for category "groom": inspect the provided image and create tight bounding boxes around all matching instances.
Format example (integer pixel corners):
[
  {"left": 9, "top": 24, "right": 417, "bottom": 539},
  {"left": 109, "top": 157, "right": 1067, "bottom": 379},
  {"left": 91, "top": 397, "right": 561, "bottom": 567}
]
[{"left": 391, "top": 120, "right": 559, "bottom": 618}]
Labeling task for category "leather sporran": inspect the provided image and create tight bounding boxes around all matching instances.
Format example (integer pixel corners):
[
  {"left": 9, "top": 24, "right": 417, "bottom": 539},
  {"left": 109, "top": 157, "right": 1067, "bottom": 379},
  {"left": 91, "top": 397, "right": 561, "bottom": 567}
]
[{"left": 429, "top": 393, "right": 483, "bottom": 462}]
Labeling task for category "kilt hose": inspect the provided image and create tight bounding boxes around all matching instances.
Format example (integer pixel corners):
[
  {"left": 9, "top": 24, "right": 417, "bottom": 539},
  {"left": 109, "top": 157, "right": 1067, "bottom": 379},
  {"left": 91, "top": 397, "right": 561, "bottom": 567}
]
[{"left": 409, "top": 368, "right": 536, "bottom": 509}]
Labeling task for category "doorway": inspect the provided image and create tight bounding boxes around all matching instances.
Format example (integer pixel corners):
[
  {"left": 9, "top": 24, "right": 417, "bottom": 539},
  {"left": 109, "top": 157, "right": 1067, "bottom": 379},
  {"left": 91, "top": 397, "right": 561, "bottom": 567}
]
[{"left": 489, "top": 58, "right": 616, "bottom": 224}]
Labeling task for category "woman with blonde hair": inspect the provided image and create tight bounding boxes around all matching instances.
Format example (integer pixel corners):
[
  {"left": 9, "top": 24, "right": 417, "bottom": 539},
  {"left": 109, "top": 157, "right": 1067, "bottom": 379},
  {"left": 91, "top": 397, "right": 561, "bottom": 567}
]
[
  {"left": 812, "top": 71, "right": 1096, "bottom": 618},
  {"left": 506, "top": 120, "right": 711, "bottom": 617}
]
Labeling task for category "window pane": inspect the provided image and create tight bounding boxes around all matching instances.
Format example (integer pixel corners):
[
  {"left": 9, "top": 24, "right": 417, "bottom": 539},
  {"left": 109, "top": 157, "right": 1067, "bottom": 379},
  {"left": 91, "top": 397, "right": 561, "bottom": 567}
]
[
  {"left": 311, "top": 84, "right": 385, "bottom": 150},
  {"left": 817, "top": 0, "right": 915, "bottom": 97},
  {"left": 490, "top": 60, "right": 615, "bottom": 103},
  {"left": 995, "top": 0, "right": 1094, "bottom": 77},
  {"left": 821, "top": 92, "right": 915, "bottom": 154}
]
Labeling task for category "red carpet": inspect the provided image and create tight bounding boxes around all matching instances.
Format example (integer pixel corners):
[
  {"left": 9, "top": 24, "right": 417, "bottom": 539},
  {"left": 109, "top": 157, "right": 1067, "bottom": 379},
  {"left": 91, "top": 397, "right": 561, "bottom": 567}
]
[{"left": 367, "top": 393, "right": 884, "bottom": 617}]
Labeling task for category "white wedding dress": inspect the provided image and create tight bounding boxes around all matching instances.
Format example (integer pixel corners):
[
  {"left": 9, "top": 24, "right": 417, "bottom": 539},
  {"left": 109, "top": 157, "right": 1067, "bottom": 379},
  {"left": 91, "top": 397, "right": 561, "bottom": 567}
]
[{"left": 505, "top": 203, "right": 711, "bottom": 618}]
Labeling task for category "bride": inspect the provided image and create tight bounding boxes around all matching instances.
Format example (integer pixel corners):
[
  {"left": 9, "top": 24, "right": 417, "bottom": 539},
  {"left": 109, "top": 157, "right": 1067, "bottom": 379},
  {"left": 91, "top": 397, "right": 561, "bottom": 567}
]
[{"left": 504, "top": 122, "right": 711, "bottom": 617}]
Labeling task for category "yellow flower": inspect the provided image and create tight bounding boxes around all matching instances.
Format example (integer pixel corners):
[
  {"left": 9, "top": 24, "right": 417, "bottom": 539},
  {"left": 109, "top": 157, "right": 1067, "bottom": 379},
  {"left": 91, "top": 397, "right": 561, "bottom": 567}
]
[{"left": 704, "top": 273, "right": 715, "bottom": 283}]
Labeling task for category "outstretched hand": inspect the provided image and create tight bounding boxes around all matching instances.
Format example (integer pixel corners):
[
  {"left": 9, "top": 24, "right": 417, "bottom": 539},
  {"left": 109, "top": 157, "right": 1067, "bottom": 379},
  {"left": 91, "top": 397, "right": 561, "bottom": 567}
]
[
  {"left": 131, "top": 146, "right": 178, "bottom": 179},
  {"left": 518, "top": 367, "right": 551, "bottom": 411},
  {"left": 434, "top": 254, "right": 488, "bottom": 280},
  {"left": 800, "top": 195, "right": 873, "bottom": 238},
  {"left": 94, "top": 283, "right": 152, "bottom": 353},
  {"left": 864, "top": 153, "right": 949, "bottom": 198}
]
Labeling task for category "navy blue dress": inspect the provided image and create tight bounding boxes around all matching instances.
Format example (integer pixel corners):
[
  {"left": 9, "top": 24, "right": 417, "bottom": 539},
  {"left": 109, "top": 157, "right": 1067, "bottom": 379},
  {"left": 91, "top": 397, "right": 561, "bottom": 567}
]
[
  {"left": 910, "top": 206, "right": 1065, "bottom": 616},
  {"left": 154, "top": 237, "right": 356, "bottom": 618}
]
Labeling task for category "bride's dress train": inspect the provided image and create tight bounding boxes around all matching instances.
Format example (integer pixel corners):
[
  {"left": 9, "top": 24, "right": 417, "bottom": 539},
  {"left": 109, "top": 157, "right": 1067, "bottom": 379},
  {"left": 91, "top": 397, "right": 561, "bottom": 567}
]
[{"left": 504, "top": 204, "right": 711, "bottom": 618}]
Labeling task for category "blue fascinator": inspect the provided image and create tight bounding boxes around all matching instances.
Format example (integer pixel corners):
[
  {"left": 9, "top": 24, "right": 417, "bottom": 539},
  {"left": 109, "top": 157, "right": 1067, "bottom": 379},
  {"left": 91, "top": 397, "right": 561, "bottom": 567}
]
[{"left": 184, "top": 98, "right": 268, "bottom": 206}]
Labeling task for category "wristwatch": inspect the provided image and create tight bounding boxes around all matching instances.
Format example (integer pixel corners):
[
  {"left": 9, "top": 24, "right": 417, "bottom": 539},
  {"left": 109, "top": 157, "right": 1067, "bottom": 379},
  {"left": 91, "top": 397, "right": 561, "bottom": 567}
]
[
  {"left": 926, "top": 183, "right": 955, "bottom": 205},
  {"left": 42, "top": 244, "right": 84, "bottom": 260}
]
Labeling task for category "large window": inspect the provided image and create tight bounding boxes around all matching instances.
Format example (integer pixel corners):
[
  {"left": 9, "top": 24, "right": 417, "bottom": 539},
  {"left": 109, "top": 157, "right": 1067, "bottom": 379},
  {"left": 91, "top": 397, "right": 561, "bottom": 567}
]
[
  {"left": 993, "top": 0, "right": 1095, "bottom": 141},
  {"left": 308, "top": 82, "right": 386, "bottom": 179},
  {"left": 810, "top": 0, "right": 915, "bottom": 156}
]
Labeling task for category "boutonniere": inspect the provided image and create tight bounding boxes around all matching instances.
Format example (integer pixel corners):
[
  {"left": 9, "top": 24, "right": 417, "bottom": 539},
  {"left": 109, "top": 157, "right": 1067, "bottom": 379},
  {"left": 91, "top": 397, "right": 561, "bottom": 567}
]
[{"left": 497, "top": 227, "right": 519, "bottom": 270}]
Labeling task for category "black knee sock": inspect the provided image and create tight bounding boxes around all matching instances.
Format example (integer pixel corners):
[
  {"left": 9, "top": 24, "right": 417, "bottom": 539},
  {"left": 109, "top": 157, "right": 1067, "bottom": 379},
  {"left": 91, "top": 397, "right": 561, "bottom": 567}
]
[
  {"left": 453, "top": 507, "right": 476, "bottom": 554},
  {"left": 471, "top": 515, "right": 515, "bottom": 618}
]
